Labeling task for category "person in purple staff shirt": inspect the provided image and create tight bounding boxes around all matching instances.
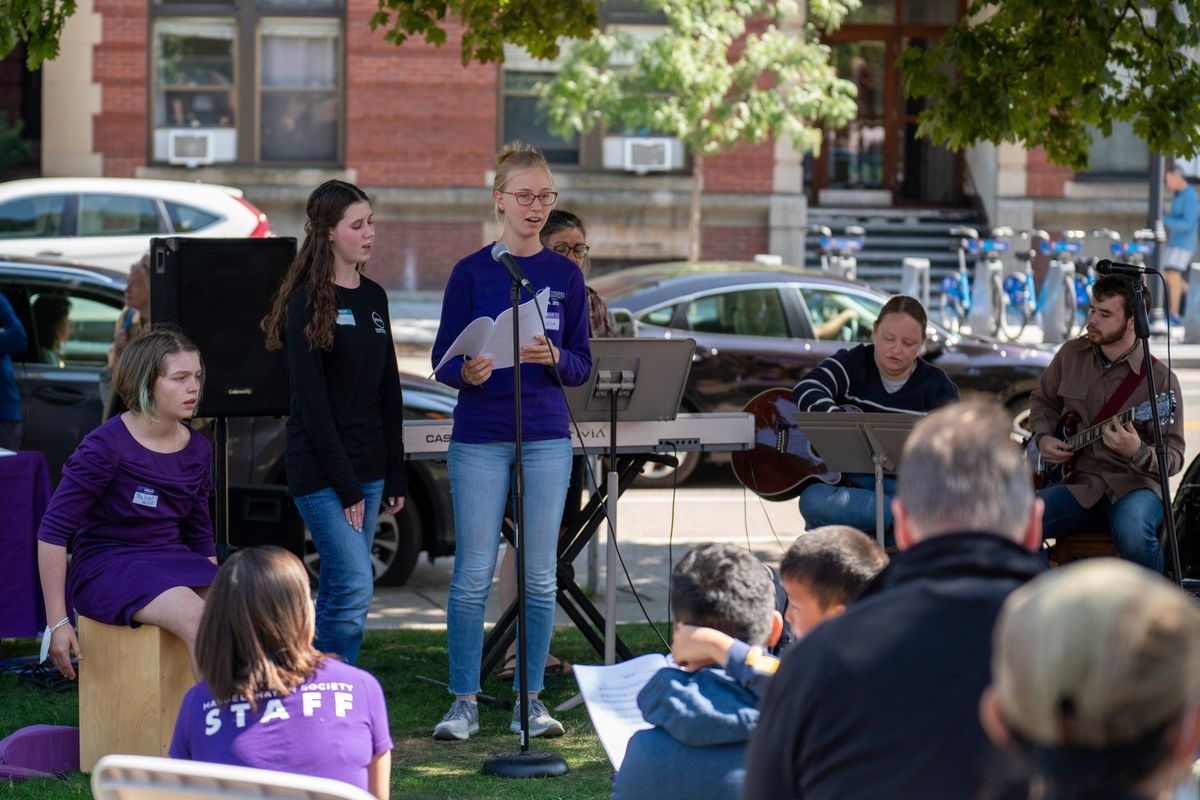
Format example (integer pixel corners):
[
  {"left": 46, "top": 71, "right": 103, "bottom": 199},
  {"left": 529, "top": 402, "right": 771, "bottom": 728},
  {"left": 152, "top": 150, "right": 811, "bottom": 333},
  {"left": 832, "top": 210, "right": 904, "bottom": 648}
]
[
  {"left": 37, "top": 327, "right": 217, "bottom": 680},
  {"left": 170, "top": 546, "right": 392, "bottom": 799}
]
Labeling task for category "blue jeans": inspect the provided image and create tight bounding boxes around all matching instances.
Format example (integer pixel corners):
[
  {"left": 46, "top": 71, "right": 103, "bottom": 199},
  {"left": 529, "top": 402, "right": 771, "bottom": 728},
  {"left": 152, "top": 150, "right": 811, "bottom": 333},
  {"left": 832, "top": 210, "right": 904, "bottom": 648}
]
[
  {"left": 446, "top": 438, "right": 572, "bottom": 696},
  {"left": 799, "top": 474, "right": 896, "bottom": 543},
  {"left": 293, "top": 478, "right": 384, "bottom": 664},
  {"left": 1039, "top": 484, "right": 1164, "bottom": 572}
]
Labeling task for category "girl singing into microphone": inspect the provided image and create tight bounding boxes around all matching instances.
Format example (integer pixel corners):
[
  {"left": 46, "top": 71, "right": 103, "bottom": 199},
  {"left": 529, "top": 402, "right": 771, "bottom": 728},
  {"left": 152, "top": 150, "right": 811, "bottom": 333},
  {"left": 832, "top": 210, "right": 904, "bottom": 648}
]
[{"left": 430, "top": 142, "right": 591, "bottom": 741}]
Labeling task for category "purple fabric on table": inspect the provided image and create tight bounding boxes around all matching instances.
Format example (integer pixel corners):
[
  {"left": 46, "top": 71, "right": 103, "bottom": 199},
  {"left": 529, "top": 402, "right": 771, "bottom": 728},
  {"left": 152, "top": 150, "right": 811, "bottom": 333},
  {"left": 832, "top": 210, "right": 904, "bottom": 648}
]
[
  {"left": 0, "top": 451, "right": 51, "bottom": 637},
  {"left": 36, "top": 415, "right": 217, "bottom": 627},
  {"left": 169, "top": 659, "right": 392, "bottom": 792}
]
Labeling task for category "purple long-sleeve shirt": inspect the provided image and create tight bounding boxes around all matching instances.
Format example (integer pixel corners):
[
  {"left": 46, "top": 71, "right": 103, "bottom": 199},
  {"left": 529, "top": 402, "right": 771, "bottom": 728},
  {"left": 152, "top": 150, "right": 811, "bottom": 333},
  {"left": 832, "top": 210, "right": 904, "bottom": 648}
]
[{"left": 432, "top": 245, "right": 592, "bottom": 443}]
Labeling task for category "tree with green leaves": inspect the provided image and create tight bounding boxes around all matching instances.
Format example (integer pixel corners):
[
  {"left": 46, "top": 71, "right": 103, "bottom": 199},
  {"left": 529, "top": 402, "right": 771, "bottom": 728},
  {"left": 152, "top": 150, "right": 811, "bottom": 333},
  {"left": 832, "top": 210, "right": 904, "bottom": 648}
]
[
  {"left": 898, "top": 0, "right": 1200, "bottom": 170},
  {"left": 370, "top": 0, "right": 600, "bottom": 66},
  {"left": 2, "top": 0, "right": 77, "bottom": 69},
  {"left": 539, "top": 0, "right": 859, "bottom": 261}
]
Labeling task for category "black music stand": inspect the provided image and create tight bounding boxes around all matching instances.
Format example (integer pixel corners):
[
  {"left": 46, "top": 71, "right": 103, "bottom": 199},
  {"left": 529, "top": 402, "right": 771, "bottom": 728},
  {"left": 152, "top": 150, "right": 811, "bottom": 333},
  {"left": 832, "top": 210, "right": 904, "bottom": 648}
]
[
  {"left": 565, "top": 338, "right": 694, "bottom": 663},
  {"left": 481, "top": 338, "right": 696, "bottom": 677},
  {"left": 794, "top": 412, "right": 918, "bottom": 547}
]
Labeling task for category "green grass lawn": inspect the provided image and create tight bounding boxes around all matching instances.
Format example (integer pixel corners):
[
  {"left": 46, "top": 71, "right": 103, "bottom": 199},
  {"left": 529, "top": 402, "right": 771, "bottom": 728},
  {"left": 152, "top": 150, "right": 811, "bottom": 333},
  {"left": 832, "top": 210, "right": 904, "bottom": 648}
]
[{"left": 0, "top": 625, "right": 669, "bottom": 799}]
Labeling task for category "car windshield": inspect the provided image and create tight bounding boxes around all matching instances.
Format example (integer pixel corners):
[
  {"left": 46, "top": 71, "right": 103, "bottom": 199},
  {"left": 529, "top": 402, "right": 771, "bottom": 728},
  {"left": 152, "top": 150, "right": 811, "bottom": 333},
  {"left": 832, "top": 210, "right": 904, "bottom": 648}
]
[{"left": 800, "top": 287, "right": 882, "bottom": 342}]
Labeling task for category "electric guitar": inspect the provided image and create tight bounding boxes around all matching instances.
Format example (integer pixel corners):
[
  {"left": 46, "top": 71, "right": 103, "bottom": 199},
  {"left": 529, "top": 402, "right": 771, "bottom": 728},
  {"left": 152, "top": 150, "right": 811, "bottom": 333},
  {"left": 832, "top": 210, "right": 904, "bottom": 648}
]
[
  {"left": 1029, "top": 392, "right": 1176, "bottom": 489},
  {"left": 731, "top": 388, "right": 841, "bottom": 501}
]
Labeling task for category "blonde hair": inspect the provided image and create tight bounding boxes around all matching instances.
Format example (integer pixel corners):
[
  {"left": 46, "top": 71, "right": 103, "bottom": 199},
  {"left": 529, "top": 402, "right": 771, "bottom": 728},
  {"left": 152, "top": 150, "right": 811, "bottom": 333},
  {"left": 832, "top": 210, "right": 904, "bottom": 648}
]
[
  {"left": 492, "top": 141, "right": 551, "bottom": 221},
  {"left": 112, "top": 325, "right": 202, "bottom": 422},
  {"left": 993, "top": 559, "right": 1200, "bottom": 751},
  {"left": 195, "top": 546, "right": 325, "bottom": 710}
]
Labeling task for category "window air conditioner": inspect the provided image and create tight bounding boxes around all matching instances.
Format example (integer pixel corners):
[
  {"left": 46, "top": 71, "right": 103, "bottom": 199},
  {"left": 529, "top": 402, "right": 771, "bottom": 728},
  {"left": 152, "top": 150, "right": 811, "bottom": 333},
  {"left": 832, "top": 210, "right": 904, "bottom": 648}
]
[
  {"left": 167, "top": 130, "right": 216, "bottom": 166},
  {"left": 622, "top": 137, "right": 674, "bottom": 173}
]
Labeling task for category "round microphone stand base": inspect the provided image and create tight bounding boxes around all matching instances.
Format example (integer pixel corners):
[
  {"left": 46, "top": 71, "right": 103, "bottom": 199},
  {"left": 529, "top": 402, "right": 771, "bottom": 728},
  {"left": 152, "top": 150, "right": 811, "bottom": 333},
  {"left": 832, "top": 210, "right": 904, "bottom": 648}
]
[{"left": 482, "top": 750, "right": 569, "bottom": 779}]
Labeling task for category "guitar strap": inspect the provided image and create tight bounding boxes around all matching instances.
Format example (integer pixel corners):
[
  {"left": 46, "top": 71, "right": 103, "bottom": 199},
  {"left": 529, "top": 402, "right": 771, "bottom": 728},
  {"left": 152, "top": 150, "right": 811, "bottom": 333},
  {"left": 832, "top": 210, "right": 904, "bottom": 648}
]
[{"left": 1091, "top": 356, "right": 1155, "bottom": 426}]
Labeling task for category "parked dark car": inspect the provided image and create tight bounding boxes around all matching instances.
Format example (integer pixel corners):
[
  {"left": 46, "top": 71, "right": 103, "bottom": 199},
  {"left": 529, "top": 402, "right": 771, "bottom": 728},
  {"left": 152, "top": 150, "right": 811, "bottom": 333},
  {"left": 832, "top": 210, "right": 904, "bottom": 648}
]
[
  {"left": 0, "top": 258, "right": 455, "bottom": 586},
  {"left": 591, "top": 262, "right": 1054, "bottom": 486}
]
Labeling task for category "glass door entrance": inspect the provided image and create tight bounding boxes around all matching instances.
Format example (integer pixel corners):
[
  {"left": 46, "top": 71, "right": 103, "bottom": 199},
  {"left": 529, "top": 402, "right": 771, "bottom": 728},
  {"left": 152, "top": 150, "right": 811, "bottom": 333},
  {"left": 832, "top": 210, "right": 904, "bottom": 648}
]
[{"left": 812, "top": 0, "right": 963, "bottom": 206}]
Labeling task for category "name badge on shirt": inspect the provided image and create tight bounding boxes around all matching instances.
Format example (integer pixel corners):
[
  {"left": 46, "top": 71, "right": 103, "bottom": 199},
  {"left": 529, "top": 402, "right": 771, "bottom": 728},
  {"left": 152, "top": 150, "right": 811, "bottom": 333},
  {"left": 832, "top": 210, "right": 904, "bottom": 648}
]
[
  {"left": 545, "top": 312, "right": 561, "bottom": 331},
  {"left": 132, "top": 486, "right": 159, "bottom": 508},
  {"left": 336, "top": 308, "right": 356, "bottom": 326}
]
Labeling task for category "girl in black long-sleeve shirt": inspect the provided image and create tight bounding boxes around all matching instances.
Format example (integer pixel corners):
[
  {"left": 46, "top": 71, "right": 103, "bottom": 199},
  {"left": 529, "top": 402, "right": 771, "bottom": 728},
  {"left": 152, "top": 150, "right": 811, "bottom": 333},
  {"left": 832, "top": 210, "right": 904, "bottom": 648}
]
[{"left": 262, "top": 180, "right": 406, "bottom": 665}]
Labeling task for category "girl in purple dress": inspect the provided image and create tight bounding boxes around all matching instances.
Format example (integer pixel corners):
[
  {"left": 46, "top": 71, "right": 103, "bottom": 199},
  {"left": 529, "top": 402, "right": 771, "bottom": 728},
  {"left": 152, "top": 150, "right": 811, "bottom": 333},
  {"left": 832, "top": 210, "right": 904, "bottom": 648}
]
[
  {"left": 38, "top": 327, "right": 217, "bottom": 680},
  {"left": 170, "top": 546, "right": 392, "bottom": 799}
]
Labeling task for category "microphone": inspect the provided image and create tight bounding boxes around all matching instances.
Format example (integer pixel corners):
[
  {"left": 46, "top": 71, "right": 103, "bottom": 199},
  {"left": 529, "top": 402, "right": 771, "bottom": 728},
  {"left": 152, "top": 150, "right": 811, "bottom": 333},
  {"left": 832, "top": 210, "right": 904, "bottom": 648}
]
[
  {"left": 1095, "top": 259, "right": 1158, "bottom": 275},
  {"left": 491, "top": 242, "right": 534, "bottom": 293}
]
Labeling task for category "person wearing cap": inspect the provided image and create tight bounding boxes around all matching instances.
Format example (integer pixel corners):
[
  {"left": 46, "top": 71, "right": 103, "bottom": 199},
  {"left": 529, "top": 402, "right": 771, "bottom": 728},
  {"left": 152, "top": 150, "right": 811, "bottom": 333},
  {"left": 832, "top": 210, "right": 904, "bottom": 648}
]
[
  {"left": 981, "top": 559, "right": 1200, "bottom": 800},
  {"left": 742, "top": 400, "right": 1047, "bottom": 800}
]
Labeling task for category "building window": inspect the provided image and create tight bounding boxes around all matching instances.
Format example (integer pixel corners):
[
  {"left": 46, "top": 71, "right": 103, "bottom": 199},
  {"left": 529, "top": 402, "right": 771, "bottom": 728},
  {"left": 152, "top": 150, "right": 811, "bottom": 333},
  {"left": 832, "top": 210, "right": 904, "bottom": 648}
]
[
  {"left": 502, "top": 70, "right": 580, "bottom": 165},
  {"left": 1084, "top": 121, "right": 1149, "bottom": 177},
  {"left": 152, "top": 18, "right": 237, "bottom": 163},
  {"left": 150, "top": 6, "right": 343, "bottom": 166},
  {"left": 259, "top": 18, "right": 340, "bottom": 161}
]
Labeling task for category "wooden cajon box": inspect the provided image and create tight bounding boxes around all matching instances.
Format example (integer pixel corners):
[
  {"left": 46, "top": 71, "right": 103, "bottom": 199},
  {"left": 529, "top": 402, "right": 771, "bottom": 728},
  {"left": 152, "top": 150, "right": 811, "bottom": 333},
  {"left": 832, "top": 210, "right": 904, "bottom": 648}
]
[
  {"left": 1050, "top": 531, "right": 1118, "bottom": 566},
  {"left": 78, "top": 615, "right": 194, "bottom": 772}
]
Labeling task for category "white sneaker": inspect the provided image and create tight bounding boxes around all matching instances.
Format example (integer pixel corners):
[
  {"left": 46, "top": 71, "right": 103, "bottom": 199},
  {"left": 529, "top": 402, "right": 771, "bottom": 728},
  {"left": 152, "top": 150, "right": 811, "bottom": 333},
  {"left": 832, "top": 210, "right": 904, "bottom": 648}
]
[
  {"left": 433, "top": 699, "right": 479, "bottom": 741},
  {"left": 510, "top": 697, "right": 565, "bottom": 738}
]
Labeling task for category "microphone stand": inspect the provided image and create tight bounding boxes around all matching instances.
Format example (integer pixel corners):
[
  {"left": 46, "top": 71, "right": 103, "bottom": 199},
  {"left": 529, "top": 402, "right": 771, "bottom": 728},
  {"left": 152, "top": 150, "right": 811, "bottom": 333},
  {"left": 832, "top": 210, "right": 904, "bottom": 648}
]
[
  {"left": 483, "top": 279, "right": 568, "bottom": 779},
  {"left": 1131, "top": 277, "right": 1183, "bottom": 586}
]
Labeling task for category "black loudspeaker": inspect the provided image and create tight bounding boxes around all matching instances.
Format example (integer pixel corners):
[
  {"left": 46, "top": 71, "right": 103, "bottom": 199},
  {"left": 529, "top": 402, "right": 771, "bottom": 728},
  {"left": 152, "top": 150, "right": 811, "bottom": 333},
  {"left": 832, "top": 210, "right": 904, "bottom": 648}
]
[
  {"left": 221, "top": 484, "right": 305, "bottom": 561},
  {"left": 151, "top": 237, "right": 296, "bottom": 417}
]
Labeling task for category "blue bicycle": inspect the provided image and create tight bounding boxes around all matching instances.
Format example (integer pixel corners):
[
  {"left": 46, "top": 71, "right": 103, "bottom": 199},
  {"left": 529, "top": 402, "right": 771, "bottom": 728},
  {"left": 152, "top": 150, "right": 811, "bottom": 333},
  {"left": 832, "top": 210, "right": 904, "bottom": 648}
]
[
  {"left": 1000, "top": 230, "right": 1083, "bottom": 341},
  {"left": 940, "top": 226, "right": 1009, "bottom": 336}
]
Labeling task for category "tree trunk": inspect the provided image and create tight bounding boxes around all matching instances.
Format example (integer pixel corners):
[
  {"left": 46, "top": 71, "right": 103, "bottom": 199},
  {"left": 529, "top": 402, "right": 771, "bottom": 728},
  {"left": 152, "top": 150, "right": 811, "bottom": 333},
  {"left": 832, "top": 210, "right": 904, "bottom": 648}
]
[{"left": 688, "top": 154, "right": 704, "bottom": 262}]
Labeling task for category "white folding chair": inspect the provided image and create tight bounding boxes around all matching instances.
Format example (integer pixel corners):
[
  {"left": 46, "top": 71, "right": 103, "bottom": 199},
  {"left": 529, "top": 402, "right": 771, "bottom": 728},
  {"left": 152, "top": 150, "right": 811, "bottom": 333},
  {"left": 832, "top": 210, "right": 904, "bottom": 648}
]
[{"left": 90, "top": 754, "right": 377, "bottom": 800}]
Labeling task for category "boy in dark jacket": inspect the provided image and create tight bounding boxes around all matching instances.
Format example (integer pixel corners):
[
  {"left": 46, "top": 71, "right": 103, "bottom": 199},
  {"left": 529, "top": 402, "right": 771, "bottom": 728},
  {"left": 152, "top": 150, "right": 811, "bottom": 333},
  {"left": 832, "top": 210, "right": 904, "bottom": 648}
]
[{"left": 611, "top": 544, "right": 781, "bottom": 800}]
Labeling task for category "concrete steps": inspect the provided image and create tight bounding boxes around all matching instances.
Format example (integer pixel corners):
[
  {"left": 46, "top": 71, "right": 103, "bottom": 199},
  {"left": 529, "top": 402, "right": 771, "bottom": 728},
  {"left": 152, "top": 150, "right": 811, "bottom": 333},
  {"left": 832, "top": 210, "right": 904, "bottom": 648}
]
[{"left": 805, "top": 207, "right": 988, "bottom": 296}]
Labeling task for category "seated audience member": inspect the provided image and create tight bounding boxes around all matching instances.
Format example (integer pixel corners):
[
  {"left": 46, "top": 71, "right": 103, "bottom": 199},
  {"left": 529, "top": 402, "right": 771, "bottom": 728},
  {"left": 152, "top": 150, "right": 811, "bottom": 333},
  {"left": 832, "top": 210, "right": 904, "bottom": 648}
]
[
  {"left": 105, "top": 254, "right": 152, "bottom": 419},
  {"left": 672, "top": 525, "right": 887, "bottom": 694},
  {"left": 170, "top": 546, "right": 392, "bottom": 800},
  {"left": 38, "top": 327, "right": 216, "bottom": 681},
  {"left": 981, "top": 559, "right": 1200, "bottom": 800},
  {"left": 611, "top": 544, "right": 782, "bottom": 800},
  {"left": 742, "top": 400, "right": 1047, "bottom": 800}
]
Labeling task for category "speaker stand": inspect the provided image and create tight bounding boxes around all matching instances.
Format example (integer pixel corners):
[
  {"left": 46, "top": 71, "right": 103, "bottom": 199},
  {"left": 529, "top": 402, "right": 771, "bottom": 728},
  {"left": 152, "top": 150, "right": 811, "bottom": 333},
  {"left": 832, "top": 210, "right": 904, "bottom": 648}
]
[{"left": 213, "top": 416, "right": 231, "bottom": 559}]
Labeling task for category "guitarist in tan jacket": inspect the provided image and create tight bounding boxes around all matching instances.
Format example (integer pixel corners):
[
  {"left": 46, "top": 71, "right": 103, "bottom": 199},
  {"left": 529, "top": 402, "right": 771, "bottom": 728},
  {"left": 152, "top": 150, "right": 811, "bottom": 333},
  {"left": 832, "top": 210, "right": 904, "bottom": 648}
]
[{"left": 1030, "top": 274, "right": 1184, "bottom": 572}]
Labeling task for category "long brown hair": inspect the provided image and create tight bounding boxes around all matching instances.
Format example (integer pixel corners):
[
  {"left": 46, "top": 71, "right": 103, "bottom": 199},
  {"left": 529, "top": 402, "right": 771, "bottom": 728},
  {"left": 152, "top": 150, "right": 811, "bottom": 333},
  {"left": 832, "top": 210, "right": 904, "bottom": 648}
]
[
  {"left": 195, "top": 546, "right": 325, "bottom": 708},
  {"left": 262, "top": 180, "right": 371, "bottom": 352}
]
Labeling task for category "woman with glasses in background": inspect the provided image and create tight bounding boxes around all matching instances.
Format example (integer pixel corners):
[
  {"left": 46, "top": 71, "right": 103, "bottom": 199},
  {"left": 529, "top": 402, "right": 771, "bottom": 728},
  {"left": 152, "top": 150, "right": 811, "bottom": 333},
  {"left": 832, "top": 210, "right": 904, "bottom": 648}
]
[{"left": 430, "top": 142, "right": 592, "bottom": 742}]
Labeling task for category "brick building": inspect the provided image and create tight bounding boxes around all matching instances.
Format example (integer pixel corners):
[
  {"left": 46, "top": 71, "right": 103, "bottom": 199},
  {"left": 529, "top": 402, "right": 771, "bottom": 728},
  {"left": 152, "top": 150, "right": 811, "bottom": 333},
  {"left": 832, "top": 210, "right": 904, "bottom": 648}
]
[{"left": 9, "top": 0, "right": 1162, "bottom": 291}]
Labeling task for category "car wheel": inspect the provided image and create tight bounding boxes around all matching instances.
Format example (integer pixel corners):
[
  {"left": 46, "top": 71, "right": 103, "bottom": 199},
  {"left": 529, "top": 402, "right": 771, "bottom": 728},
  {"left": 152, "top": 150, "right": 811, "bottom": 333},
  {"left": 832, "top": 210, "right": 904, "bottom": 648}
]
[
  {"left": 633, "top": 448, "right": 701, "bottom": 489},
  {"left": 303, "top": 500, "right": 423, "bottom": 588}
]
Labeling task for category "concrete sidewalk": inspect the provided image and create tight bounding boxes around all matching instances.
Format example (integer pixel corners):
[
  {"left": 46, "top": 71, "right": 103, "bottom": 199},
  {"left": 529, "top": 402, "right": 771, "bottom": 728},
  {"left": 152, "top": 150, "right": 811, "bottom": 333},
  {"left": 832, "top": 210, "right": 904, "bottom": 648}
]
[{"left": 368, "top": 486, "right": 805, "bottom": 631}]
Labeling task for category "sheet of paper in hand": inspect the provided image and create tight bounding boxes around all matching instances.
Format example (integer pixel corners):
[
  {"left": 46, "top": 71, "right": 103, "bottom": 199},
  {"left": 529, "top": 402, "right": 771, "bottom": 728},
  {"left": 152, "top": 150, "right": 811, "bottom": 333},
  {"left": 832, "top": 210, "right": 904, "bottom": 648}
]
[
  {"left": 573, "top": 653, "right": 671, "bottom": 770},
  {"left": 432, "top": 287, "right": 551, "bottom": 373}
]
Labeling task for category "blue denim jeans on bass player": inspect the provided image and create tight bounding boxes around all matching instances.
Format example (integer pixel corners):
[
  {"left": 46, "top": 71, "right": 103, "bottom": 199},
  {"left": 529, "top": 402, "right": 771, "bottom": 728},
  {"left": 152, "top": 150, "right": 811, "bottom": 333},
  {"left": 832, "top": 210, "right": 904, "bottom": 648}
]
[
  {"left": 799, "top": 474, "right": 897, "bottom": 543},
  {"left": 293, "top": 478, "right": 384, "bottom": 664},
  {"left": 446, "top": 438, "right": 573, "bottom": 697},
  {"left": 1039, "top": 484, "right": 1164, "bottom": 572}
]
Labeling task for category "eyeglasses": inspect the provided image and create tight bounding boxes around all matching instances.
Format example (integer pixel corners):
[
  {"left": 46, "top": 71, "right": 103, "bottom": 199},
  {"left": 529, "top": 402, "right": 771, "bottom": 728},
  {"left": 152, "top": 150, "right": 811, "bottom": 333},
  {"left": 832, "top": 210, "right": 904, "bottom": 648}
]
[
  {"left": 552, "top": 243, "right": 590, "bottom": 259},
  {"left": 500, "top": 191, "right": 559, "bottom": 207}
]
